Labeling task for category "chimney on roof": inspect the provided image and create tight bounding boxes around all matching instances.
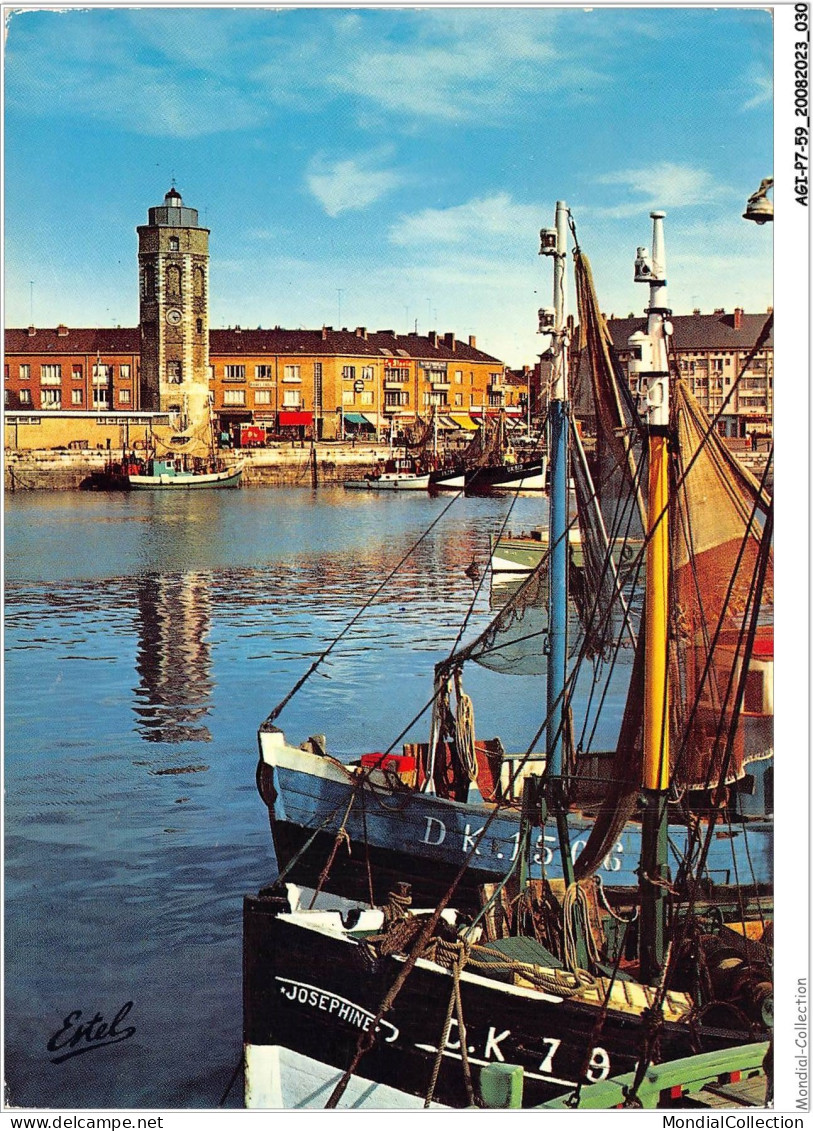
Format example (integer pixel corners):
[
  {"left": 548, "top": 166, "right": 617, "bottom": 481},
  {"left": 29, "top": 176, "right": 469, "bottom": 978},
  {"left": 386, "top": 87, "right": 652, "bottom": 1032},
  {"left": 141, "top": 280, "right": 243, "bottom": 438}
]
[
  {"left": 767, "top": 306, "right": 773, "bottom": 314},
  {"left": 27, "top": 325, "right": 36, "bottom": 337},
  {"left": 57, "top": 324, "right": 68, "bottom": 337},
  {"left": 444, "top": 332, "right": 456, "bottom": 351},
  {"left": 355, "top": 326, "right": 368, "bottom": 340},
  {"left": 713, "top": 308, "right": 725, "bottom": 315},
  {"left": 468, "top": 335, "right": 476, "bottom": 349},
  {"left": 235, "top": 325, "right": 242, "bottom": 333},
  {"left": 430, "top": 332, "right": 439, "bottom": 348},
  {"left": 733, "top": 307, "right": 744, "bottom": 330},
  {"left": 693, "top": 308, "right": 701, "bottom": 316}
]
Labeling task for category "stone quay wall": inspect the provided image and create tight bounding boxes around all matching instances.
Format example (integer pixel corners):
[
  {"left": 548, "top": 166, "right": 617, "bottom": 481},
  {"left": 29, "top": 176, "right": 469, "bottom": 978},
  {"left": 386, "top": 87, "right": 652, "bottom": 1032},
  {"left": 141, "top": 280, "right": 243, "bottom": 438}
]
[{"left": 4, "top": 443, "right": 396, "bottom": 491}]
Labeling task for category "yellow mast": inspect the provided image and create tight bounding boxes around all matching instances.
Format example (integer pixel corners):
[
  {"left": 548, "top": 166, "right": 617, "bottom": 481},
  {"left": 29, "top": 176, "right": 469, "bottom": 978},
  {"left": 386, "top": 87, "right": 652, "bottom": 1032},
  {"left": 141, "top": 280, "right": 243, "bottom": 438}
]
[{"left": 629, "top": 211, "right": 673, "bottom": 980}]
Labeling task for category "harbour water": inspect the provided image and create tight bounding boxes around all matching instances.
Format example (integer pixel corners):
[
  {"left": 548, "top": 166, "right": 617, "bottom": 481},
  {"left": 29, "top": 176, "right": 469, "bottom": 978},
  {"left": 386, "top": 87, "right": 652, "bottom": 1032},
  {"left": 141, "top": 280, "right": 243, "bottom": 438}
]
[{"left": 4, "top": 487, "right": 627, "bottom": 1109}]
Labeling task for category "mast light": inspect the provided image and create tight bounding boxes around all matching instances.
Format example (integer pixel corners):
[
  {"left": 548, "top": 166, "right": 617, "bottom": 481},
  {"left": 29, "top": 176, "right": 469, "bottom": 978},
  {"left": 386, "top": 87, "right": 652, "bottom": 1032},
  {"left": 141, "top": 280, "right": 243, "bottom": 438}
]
[{"left": 539, "top": 228, "right": 557, "bottom": 256}]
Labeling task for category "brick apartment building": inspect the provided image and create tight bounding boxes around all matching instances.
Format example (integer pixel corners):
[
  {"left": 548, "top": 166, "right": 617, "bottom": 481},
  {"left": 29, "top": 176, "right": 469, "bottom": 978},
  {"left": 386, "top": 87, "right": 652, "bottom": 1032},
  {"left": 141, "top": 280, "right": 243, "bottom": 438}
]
[{"left": 4, "top": 188, "right": 520, "bottom": 448}]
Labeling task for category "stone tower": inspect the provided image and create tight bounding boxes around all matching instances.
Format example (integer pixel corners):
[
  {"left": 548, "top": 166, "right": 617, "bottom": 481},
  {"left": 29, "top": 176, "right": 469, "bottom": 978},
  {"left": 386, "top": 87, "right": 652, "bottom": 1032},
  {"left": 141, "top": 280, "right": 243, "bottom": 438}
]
[{"left": 137, "top": 187, "right": 210, "bottom": 426}]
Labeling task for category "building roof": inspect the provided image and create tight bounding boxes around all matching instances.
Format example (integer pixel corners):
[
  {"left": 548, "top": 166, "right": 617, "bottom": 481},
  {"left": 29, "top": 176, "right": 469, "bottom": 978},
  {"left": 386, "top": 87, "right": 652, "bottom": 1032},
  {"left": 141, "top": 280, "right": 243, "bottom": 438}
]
[
  {"left": 5, "top": 325, "right": 503, "bottom": 365},
  {"left": 208, "top": 326, "right": 502, "bottom": 363},
  {"left": 606, "top": 310, "right": 773, "bottom": 353},
  {"left": 5, "top": 327, "right": 142, "bottom": 353}
]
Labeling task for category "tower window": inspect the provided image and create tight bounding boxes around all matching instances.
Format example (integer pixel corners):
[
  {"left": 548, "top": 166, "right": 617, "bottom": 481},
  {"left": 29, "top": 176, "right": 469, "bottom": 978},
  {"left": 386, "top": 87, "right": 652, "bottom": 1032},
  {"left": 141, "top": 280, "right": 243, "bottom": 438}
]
[
  {"left": 196, "top": 318, "right": 203, "bottom": 333},
  {"left": 166, "top": 264, "right": 182, "bottom": 297},
  {"left": 144, "top": 264, "right": 156, "bottom": 298},
  {"left": 167, "top": 361, "right": 182, "bottom": 384},
  {"left": 194, "top": 266, "right": 205, "bottom": 297},
  {"left": 169, "top": 237, "right": 180, "bottom": 251}
]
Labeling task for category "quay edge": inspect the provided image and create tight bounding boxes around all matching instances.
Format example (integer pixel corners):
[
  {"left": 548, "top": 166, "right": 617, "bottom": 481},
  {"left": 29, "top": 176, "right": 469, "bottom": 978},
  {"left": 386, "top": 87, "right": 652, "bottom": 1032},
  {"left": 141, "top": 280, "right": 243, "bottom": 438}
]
[
  {"left": 4, "top": 444, "right": 404, "bottom": 491},
  {"left": 4, "top": 445, "right": 772, "bottom": 493}
]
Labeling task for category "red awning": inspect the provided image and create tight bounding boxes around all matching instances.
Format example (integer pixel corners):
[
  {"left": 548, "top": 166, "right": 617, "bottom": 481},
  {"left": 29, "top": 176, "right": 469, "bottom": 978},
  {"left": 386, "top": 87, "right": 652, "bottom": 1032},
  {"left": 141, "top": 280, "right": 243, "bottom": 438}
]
[{"left": 278, "top": 411, "right": 313, "bottom": 426}]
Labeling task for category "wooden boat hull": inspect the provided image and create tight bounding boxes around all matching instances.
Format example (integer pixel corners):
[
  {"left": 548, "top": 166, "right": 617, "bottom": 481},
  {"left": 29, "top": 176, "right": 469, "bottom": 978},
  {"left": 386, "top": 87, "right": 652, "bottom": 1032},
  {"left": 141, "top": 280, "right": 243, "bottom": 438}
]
[
  {"left": 429, "top": 468, "right": 467, "bottom": 490},
  {"left": 466, "top": 459, "right": 548, "bottom": 493},
  {"left": 344, "top": 474, "right": 430, "bottom": 490},
  {"left": 243, "top": 894, "right": 766, "bottom": 1109},
  {"left": 244, "top": 1044, "right": 448, "bottom": 1108},
  {"left": 128, "top": 466, "right": 242, "bottom": 489},
  {"left": 257, "top": 730, "right": 773, "bottom": 911}
]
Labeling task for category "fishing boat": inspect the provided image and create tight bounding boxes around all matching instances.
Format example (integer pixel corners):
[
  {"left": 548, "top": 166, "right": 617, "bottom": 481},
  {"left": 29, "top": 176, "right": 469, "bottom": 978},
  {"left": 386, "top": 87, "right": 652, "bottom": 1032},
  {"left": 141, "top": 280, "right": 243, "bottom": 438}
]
[
  {"left": 344, "top": 455, "right": 430, "bottom": 491},
  {"left": 244, "top": 206, "right": 773, "bottom": 1109},
  {"left": 430, "top": 418, "right": 547, "bottom": 493},
  {"left": 129, "top": 457, "right": 243, "bottom": 489},
  {"left": 128, "top": 410, "right": 242, "bottom": 489},
  {"left": 490, "top": 525, "right": 584, "bottom": 574}
]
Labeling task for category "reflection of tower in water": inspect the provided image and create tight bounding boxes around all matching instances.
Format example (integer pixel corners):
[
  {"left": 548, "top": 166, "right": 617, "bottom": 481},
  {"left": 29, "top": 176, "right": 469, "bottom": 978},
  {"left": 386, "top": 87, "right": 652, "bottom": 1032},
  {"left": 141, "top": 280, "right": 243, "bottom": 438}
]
[{"left": 133, "top": 573, "right": 213, "bottom": 743}]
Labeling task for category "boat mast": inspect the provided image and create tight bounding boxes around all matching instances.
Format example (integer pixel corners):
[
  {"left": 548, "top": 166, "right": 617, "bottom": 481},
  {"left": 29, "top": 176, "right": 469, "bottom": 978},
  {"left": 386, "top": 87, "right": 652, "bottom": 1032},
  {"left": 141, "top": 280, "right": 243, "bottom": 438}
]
[
  {"left": 632, "top": 211, "right": 673, "bottom": 981},
  {"left": 541, "top": 201, "right": 575, "bottom": 887}
]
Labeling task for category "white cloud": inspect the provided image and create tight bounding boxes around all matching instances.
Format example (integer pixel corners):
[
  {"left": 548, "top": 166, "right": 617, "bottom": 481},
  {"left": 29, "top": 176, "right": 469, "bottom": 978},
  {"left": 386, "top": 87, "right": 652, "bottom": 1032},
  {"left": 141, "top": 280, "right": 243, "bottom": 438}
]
[
  {"left": 390, "top": 193, "right": 542, "bottom": 249},
  {"left": 589, "top": 163, "right": 732, "bottom": 218},
  {"left": 325, "top": 10, "right": 604, "bottom": 124},
  {"left": 741, "top": 69, "right": 773, "bottom": 111},
  {"left": 306, "top": 154, "right": 404, "bottom": 217}
]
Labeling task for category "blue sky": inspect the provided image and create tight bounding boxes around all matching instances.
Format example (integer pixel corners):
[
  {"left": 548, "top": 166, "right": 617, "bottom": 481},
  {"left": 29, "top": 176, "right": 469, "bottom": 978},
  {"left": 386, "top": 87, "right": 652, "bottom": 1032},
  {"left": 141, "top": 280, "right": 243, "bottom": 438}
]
[{"left": 4, "top": 5, "right": 773, "bottom": 366}]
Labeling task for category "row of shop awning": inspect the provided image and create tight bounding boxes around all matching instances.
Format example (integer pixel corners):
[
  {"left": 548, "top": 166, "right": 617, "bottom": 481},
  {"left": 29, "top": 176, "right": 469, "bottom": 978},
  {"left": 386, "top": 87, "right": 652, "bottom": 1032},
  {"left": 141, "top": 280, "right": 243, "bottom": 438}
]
[{"left": 343, "top": 412, "right": 523, "bottom": 431}]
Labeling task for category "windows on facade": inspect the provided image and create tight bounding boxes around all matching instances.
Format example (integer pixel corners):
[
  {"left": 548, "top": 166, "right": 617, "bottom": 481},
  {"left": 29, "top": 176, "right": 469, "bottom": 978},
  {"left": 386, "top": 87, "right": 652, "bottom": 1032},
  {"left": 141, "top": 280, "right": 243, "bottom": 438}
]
[
  {"left": 341, "top": 365, "right": 355, "bottom": 380},
  {"left": 169, "top": 237, "right": 180, "bottom": 252},
  {"left": 426, "top": 391, "right": 448, "bottom": 407},
  {"left": 119, "top": 389, "right": 131, "bottom": 404},
  {"left": 342, "top": 390, "right": 354, "bottom": 406},
  {"left": 284, "top": 365, "right": 302, "bottom": 382},
  {"left": 224, "top": 365, "right": 246, "bottom": 381},
  {"left": 384, "top": 390, "right": 409, "bottom": 407},
  {"left": 454, "top": 393, "right": 463, "bottom": 407},
  {"left": 282, "top": 390, "right": 301, "bottom": 407},
  {"left": 361, "top": 366, "right": 374, "bottom": 381},
  {"left": 360, "top": 390, "right": 374, "bottom": 406},
  {"left": 72, "top": 365, "right": 83, "bottom": 380},
  {"left": 223, "top": 389, "right": 246, "bottom": 406},
  {"left": 93, "top": 363, "right": 112, "bottom": 383},
  {"left": 41, "top": 389, "right": 61, "bottom": 407},
  {"left": 384, "top": 367, "right": 409, "bottom": 383},
  {"left": 255, "top": 365, "right": 274, "bottom": 380},
  {"left": 120, "top": 364, "right": 130, "bottom": 379},
  {"left": 254, "top": 390, "right": 272, "bottom": 406},
  {"left": 455, "top": 371, "right": 463, "bottom": 384},
  {"left": 93, "top": 389, "right": 109, "bottom": 408},
  {"left": 20, "top": 364, "right": 30, "bottom": 381},
  {"left": 19, "top": 389, "right": 32, "bottom": 405},
  {"left": 167, "top": 361, "right": 182, "bottom": 384},
  {"left": 41, "top": 364, "right": 62, "bottom": 385}
]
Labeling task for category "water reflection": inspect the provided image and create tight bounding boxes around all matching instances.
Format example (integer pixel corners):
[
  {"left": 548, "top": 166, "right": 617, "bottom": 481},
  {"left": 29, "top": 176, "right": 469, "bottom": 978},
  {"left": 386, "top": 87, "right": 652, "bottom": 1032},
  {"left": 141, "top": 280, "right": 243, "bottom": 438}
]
[{"left": 133, "top": 572, "right": 213, "bottom": 743}]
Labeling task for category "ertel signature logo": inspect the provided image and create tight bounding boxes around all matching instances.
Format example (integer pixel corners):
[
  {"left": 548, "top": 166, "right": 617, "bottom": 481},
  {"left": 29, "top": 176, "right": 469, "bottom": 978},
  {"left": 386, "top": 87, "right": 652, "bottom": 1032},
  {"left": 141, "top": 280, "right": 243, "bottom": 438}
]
[{"left": 47, "top": 1001, "right": 136, "bottom": 1064}]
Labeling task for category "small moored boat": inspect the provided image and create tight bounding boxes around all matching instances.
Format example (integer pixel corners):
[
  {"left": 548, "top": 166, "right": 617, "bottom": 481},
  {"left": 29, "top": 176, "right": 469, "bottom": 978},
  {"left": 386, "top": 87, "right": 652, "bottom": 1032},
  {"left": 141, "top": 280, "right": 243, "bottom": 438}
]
[{"left": 344, "top": 456, "right": 430, "bottom": 491}]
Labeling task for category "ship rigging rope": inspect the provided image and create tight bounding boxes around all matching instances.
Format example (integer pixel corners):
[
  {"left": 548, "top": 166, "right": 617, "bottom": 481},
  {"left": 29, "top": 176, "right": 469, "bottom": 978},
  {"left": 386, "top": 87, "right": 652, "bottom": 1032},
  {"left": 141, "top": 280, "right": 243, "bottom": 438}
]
[
  {"left": 423, "top": 943, "right": 476, "bottom": 1107},
  {"left": 621, "top": 499, "right": 773, "bottom": 1104},
  {"left": 562, "top": 881, "right": 602, "bottom": 972},
  {"left": 263, "top": 488, "right": 467, "bottom": 726},
  {"left": 453, "top": 669, "right": 478, "bottom": 781}
]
